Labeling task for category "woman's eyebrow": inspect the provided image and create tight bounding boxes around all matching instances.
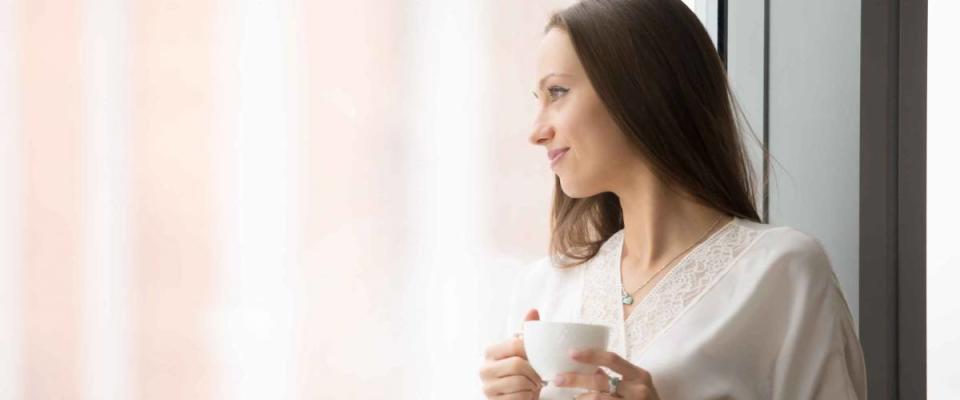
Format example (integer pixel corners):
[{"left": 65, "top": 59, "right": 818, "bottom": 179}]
[{"left": 537, "top": 72, "right": 572, "bottom": 91}]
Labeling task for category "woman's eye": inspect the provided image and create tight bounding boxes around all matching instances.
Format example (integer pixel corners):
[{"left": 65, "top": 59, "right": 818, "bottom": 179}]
[
  {"left": 548, "top": 86, "right": 569, "bottom": 100},
  {"left": 532, "top": 86, "right": 569, "bottom": 103}
]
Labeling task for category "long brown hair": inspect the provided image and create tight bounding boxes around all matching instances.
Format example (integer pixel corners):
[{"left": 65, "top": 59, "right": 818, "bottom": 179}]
[{"left": 545, "top": 0, "right": 766, "bottom": 268}]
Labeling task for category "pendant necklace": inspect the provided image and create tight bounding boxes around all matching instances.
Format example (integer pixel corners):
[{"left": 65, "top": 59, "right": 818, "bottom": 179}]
[{"left": 620, "top": 215, "right": 727, "bottom": 305}]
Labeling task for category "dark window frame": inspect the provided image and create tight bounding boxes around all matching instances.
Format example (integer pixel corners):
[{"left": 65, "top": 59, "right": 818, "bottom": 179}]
[{"left": 860, "top": 0, "right": 927, "bottom": 398}]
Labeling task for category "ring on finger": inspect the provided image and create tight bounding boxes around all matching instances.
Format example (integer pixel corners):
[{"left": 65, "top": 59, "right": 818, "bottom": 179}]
[{"left": 608, "top": 375, "right": 621, "bottom": 394}]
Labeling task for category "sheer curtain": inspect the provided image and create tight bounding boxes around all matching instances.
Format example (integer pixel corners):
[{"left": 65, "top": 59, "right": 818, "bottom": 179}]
[{"left": 0, "top": 0, "right": 569, "bottom": 398}]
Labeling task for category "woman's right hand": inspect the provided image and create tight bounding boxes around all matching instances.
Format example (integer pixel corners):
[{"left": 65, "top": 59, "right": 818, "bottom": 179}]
[{"left": 479, "top": 309, "right": 544, "bottom": 400}]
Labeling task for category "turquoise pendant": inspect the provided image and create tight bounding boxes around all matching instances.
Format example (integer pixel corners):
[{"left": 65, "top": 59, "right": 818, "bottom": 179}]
[{"left": 621, "top": 291, "right": 634, "bottom": 305}]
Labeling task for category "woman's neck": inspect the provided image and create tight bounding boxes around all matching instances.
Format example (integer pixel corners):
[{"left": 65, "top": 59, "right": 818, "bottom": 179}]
[{"left": 615, "top": 180, "right": 730, "bottom": 274}]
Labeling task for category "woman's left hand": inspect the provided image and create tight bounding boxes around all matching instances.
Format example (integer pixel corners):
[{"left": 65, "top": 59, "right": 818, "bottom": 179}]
[{"left": 552, "top": 348, "right": 660, "bottom": 400}]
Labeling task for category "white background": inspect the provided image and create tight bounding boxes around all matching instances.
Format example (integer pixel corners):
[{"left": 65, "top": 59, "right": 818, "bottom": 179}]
[{"left": 927, "top": 0, "right": 959, "bottom": 397}]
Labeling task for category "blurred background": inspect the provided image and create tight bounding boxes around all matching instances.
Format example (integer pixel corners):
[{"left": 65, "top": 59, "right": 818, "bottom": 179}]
[
  {"left": 0, "top": 0, "right": 954, "bottom": 399},
  {"left": 0, "top": 0, "right": 564, "bottom": 398},
  {"left": 0, "top": 0, "right": 577, "bottom": 398}
]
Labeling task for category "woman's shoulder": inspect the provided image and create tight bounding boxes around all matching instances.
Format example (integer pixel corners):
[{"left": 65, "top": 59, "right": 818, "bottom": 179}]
[
  {"left": 516, "top": 254, "right": 583, "bottom": 286},
  {"left": 735, "top": 218, "right": 831, "bottom": 263},
  {"left": 503, "top": 254, "right": 585, "bottom": 333},
  {"left": 515, "top": 256, "right": 552, "bottom": 286},
  {"left": 730, "top": 220, "right": 858, "bottom": 341},
  {"left": 510, "top": 253, "right": 591, "bottom": 301},
  {"left": 734, "top": 219, "right": 839, "bottom": 291}
]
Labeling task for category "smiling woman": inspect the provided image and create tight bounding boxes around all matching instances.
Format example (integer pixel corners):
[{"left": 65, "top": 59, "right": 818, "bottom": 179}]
[
  {"left": 528, "top": 0, "right": 761, "bottom": 268},
  {"left": 479, "top": 1, "right": 866, "bottom": 399}
]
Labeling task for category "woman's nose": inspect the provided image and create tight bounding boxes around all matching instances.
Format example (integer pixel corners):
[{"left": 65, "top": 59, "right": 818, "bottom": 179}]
[{"left": 528, "top": 122, "right": 554, "bottom": 146}]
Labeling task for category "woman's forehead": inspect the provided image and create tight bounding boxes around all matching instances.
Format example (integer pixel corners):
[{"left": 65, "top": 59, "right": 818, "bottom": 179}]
[{"left": 535, "top": 29, "right": 583, "bottom": 83}]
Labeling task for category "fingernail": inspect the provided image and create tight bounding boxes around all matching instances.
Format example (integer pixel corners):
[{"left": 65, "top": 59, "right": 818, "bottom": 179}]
[
  {"left": 554, "top": 375, "right": 566, "bottom": 385},
  {"left": 569, "top": 349, "right": 583, "bottom": 358}
]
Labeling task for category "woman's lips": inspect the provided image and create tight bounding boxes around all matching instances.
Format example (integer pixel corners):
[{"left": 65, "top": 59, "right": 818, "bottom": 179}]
[{"left": 550, "top": 148, "right": 569, "bottom": 167}]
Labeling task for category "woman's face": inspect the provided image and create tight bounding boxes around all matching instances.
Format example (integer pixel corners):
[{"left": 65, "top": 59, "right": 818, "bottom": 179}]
[{"left": 529, "top": 28, "right": 642, "bottom": 198}]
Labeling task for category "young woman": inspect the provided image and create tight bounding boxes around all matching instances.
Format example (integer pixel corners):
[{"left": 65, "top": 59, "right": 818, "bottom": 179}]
[{"left": 478, "top": 0, "right": 867, "bottom": 399}]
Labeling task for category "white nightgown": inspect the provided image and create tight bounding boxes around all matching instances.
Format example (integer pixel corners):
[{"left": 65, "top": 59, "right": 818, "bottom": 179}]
[{"left": 501, "top": 217, "right": 867, "bottom": 400}]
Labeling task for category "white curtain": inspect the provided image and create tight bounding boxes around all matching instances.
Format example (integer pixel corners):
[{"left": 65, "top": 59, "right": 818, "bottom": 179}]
[{"left": 0, "top": 0, "right": 575, "bottom": 398}]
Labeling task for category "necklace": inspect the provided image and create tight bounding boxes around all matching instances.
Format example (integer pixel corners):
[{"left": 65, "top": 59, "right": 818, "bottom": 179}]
[{"left": 620, "top": 215, "right": 727, "bottom": 305}]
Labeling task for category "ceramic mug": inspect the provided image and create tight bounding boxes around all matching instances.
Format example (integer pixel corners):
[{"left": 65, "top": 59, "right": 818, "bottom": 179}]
[{"left": 522, "top": 320, "right": 610, "bottom": 384}]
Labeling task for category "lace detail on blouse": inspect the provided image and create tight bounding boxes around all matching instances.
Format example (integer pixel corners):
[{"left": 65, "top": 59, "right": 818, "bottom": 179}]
[
  {"left": 579, "top": 218, "right": 763, "bottom": 363},
  {"left": 579, "top": 228, "right": 631, "bottom": 361}
]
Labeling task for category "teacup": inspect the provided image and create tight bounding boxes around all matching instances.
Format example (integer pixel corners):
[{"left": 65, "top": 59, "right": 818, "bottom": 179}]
[{"left": 522, "top": 320, "right": 610, "bottom": 383}]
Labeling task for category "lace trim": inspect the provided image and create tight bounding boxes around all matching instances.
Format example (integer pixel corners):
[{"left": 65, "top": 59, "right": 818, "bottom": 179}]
[
  {"left": 626, "top": 221, "right": 761, "bottom": 358},
  {"left": 579, "top": 228, "right": 630, "bottom": 359},
  {"left": 579, "top": 218, "right": 763, "bottom": 362}
]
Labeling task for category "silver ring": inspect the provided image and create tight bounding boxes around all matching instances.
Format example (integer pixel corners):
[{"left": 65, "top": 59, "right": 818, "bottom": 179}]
[{"left": 608, "top": 375, "right": 622, "bottom": 396}]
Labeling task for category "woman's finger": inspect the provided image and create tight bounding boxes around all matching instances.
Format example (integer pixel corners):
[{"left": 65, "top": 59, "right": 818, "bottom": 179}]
[
  {"left": 482, "top": 375, "right": 539, "bottom": 398},
  {"left": 553, "top": 367, "right": 609, "bottom": 392},
  {"left": 615, "top": 379, "right": 658, "bottom": 399},
  {"left": 485, "top": 337, "right": 527, "bottom": 361},
  {"left": 478, "top": 356, "right": 543, "bottom": 389},
  {"left": 573, "top": 392, "right": 621, "bottom": 400},
  {"left": 569, "top": 348, "right": 647, "bottom": 381},
  {"left": 493, "top": 391, "right": 539, "bottom": 400},
  {"left": 572, "top": 383, "right": 658, "bottom": 400}
]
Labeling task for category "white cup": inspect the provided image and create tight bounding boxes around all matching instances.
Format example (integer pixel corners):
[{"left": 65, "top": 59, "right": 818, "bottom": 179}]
[{"left": 522, "top": 320, "right": 610, "bottom": 383}]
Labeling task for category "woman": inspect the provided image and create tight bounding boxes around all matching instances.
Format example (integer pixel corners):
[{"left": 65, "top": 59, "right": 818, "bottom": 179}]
[{"left": 477, "top": 0, "right": 867, "bottom": 399}]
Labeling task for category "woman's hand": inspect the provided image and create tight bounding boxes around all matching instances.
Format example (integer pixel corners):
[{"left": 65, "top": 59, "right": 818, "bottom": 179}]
[
  {"left": 553, "top": 348, "right": 660, "bottom": 400},
  {"left": 478, "top": 309, "right": 544, "bottom": 399}
]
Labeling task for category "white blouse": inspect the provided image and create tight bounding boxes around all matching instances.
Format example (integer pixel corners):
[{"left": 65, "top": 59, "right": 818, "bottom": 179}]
[{"left": 503, "top": 217, "right": 867, "bottom": 399}]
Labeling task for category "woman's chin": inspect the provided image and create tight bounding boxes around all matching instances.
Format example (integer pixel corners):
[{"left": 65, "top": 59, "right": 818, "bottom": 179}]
[{"left": 558, "top": 180, "right": 597, "bottom": 199}]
